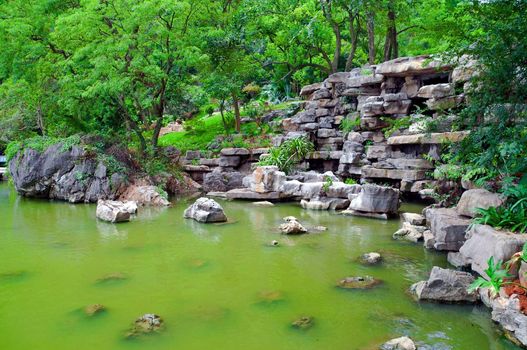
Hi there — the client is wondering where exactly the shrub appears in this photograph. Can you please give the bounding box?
[474,183,527,233]
[258,137,314,174]
[339,116,360,133]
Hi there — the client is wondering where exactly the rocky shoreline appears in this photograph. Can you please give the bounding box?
[5,54,525,349]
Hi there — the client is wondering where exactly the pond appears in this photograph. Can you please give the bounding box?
[0,182,520,349]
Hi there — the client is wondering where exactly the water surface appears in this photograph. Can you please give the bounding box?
[0,182,519,349]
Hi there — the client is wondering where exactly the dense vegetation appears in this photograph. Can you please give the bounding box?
[0,0,462,154]
[0,0,526,222]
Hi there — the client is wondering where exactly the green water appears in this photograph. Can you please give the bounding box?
[0,182,519,350]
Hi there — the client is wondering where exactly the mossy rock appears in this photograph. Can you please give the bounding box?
[337,276,382,290]
[291,316,314,330]
[257,290,285,304]
[95,272,128,284]
[125,314,164,339]
[84,304,106,317]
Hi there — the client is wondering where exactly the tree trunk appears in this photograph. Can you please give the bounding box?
[219,100,228,131]
[345,12,359,71]
[383,3,398,62]
[36,102,45,136]
[232,92,241,133]
[320,0,341,73]
[367,11,375,65]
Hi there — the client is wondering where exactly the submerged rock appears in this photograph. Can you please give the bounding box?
[381,336,416,350]
[126,314,164,338]
[95,272,128,284]
[252,201,275,207]
[184,197,227,223]
[291,316,314,330]
[337,276,382,290]
[96,200,133,223]
[393,223,426,243]
[410,266,478,303]
[84,304,106,316]
[360,252,382,265]
[279,216,308,235]
[257,290,285,304]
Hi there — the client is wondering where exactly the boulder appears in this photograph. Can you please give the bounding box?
[381,336,416,350]
[458,224,527,277]
[490,296,527,347]
[425,208,471,251]
[243,166,286,194]
[126,314,164,338]
[252,201,275,207]
[203,169,245,193]
[300,83,323,97]
[348,184,400,214]
[96,200,132,223]
[84,304,106,316]
[300,198,350,210]
[456,188,505,218]
[360,252,382,265]
[393,222,426,243]
[120,185,170,206]
[337,276,382,289]
[9,144,124,203]
[376,55,451,77]
[410,266,478,303]
[417,83,454,99]
[279,216,307,234]
[183,197,227,223]
[291,316,314,330]
[401,212,425,226]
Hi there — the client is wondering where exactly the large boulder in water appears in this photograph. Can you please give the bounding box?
[96,200,136,223]
[410,266,478,303]
[9,143,125,203]
[242,166,286,193]
[381,336,416,350]
[347,184,400,215]
[279,216,307,234]
[184,197,227,223]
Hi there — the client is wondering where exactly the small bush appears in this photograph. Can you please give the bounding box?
[258,137,314,174]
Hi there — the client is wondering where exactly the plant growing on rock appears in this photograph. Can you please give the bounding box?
[322,175,334,194]
[474,183,527,233]
[468,257,510,297]
[257,137,314,174]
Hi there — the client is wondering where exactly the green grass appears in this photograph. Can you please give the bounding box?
[158,101,297,152]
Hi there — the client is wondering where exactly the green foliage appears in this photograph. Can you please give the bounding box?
[258,137,314,174]
[322,175,334,193]
[381,116,413,138]
[474,183,527,233]
[5,135,81,161]
[339,117,360,133]
[440,0,527,184]
[344,178,358,185]
[468,257,510,297]
[97,154,127,177]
